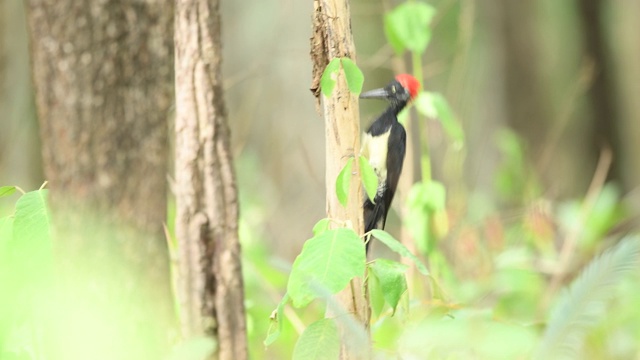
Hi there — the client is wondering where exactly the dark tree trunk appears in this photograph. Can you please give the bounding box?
[174,0,247,358]
[578,0,622,186]
[26,0,175,358]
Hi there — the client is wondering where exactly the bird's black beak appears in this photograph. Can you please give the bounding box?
[359,88,389,100]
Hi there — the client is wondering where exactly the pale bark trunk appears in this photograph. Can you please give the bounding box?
[174,0,247,359]
[311,0,370,357]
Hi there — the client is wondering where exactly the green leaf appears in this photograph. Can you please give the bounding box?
[12,190,52,283]
[292,319,340,360]
[535,236,640,359]
[432,93,464,143]
[423,180,446,211]
[0,215,13,251]
[335,157,354,207]
[370,229,429,276]
[384,2,436,55]
[368,267,385,317]
[414,92,437,118]
[265,294,289,346]
[312,218,331,237]
[0,186,16,198]
[320,58,341,97]
[370,259,408,315]
[287,228,366,308]
[359,155,378,203]
[341,58,364,95]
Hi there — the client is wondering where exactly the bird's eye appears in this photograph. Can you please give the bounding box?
[391,86,396,93]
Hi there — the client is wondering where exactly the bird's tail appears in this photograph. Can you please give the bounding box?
[364,198,387,252]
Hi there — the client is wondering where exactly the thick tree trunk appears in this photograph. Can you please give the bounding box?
[311,0,370,357]
[26,0,175,358]
[174,0,247,359]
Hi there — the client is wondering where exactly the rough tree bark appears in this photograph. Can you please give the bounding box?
[174,0,247,359]
[26,0,174,358]
[311,0,370,357]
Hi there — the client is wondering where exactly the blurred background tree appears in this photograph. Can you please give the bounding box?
[2,0,640,358]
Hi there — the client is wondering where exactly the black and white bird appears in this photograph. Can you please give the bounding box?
[360,74,420,248]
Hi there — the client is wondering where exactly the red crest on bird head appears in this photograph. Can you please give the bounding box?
[395,74,420,100]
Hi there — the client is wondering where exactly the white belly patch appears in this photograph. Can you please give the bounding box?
[362,130,391,195]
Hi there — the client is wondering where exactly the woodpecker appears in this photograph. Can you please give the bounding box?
[360,74,420,248]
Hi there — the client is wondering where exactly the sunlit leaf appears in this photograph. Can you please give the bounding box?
[359,155,378,203]
[370,229,429,276]
[368,267,385,317]
[12,189,52,284]
[335,157,354,207]
[370,259,408,315]
[265,294,289,346]
[292,318,340,360]
[429,93,464,143]
[414,92,437,118]
[312,218,331,237]
[341,58,364,95]
[287,228,366,308]
[0,186,16,198]
[384,2,436,55]
[320,58,341,97]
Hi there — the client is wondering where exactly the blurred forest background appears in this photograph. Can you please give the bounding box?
[2,0,640,358]
[3,0,639,252]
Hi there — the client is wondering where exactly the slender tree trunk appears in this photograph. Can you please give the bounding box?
[578,0,622,186]
[311,0,370,357]
[26,1,174,358]
[174,0,247,359]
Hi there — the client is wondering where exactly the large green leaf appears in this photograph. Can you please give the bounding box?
[320,58,341,97]
[415,92,464,143]
[341,58,364,95]
[335,157,354,207]
[370,229,429,276]
[359,155,378,203]
[368,267,385,317]
[370,259,408,315]
[287,228,366,308]
[11,189,53,282]
[321,58,364,97]
[292,319,340,360]
[384,2,436,55]
[312,218,331,237]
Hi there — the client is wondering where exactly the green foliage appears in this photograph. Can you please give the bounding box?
[335,157,353,207]
[369,259,408,315]
[415,92,465,143]
[369,229,429,276]
[0,187,52,359]
[340,58,364,95]
[384,2,436,55]
[265,294,289,346]
[359,155,378,203]
[292,319,340,360]
[405,180,447,254]
[287,228,366,308]
[495,128,531,200]
[535,237,640,359]
[0,186,16,198]
[312,218,331,236]
[320,58,364,97]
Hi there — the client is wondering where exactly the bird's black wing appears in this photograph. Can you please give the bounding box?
[364,122,406,239]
